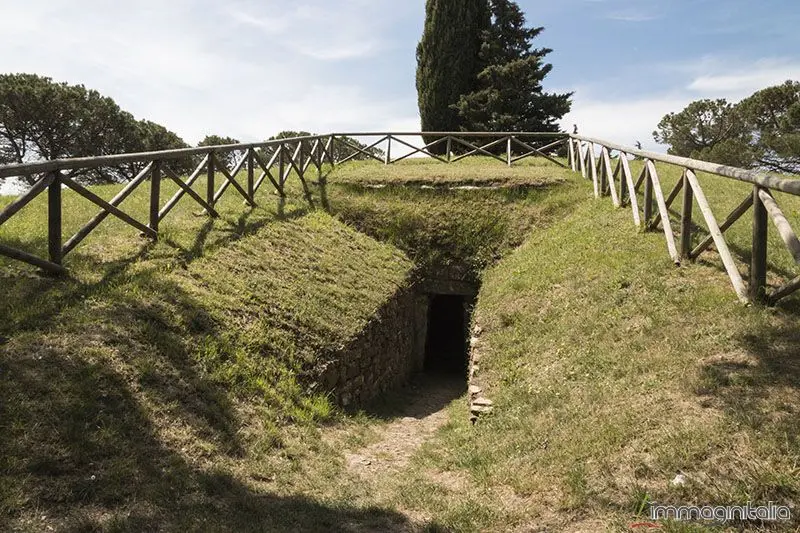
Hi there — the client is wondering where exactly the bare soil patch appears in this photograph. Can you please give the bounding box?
[345,375,465,479]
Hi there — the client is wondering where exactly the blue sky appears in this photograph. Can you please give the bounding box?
[1,0,799,151]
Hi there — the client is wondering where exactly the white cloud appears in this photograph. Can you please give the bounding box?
[563,56,800,152]
[606,11,658,22]
[685,59,800,99]
[563,95,686,151]
[2,1,796,162]
[228,2,387,61]
[0,0,419,146]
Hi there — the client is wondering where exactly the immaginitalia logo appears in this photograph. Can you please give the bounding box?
[631,502,793,527]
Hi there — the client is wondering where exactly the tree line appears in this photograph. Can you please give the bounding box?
[416,0,572,151]
[0,74,380,186]
[654,81,800,174]
[0,74,191,185]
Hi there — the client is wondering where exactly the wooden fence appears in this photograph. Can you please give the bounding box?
[330,132,568,167]
[0,132,567,276]
[3,130,796,306]
[568,134,800,305]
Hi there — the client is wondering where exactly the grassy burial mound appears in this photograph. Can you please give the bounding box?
[0,181,420,529]
[0,157,581,530]
[332,156,569,189]
[1,153,796,531]
[320,157,581,282]
[299,159,799,532]
[381,167,800,531]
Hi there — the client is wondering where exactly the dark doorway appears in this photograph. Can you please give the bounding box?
[424,295,469,376]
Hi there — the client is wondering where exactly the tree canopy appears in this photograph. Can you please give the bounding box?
[416,0,569,145]
[654,81,800,174]
[738,81,800,174]
[454,0,572,133]
[0,73,187,184]
[197,135,240,148]
[416,0,490,149]
[198,135,241,167]
[267,131,384,162]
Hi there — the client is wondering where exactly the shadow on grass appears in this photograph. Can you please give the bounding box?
[0,263,432,531]
[359,373,467,423]
[0,346,421,532]
[694,302,800,505]
[0,195,312,338]
[647,203,799,293]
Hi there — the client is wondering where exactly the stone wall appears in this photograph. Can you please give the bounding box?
[317,285,429,407]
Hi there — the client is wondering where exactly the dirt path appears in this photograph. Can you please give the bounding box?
[344,375,466,480]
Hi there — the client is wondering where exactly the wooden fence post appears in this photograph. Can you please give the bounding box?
[328,136,336,167]
[446,136,453,163]
[680,170,694,259]
[298,140,306,181]
[588,143,599,198]
[507,137,512,167]
[385,136,392,165]
[149,160,161,235]
[315,141,322,179]
[279,144,286,189]
[206,152,215,212]
[579,142,587,178]
[751,185,769,303]
[599,148,609,196]
[568,139,575,171]
[247,149,256,204]
[48,172,62,265]
[643,163,653,225]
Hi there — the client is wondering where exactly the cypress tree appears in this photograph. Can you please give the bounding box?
[454,0,572,134]
[416,0,490,151]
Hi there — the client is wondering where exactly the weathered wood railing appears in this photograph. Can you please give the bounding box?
[0,134,339,275]
[332,132,568,167]
[0,132,567,275]
[2,129,797,305]
[568,135,800,305]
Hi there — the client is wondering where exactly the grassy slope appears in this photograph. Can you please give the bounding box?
[334,157,566,188]
[0,158,578,531]
[320,158,578,281]
[0,177,420,530]
[2,156,798,532]
[401,167,800,531]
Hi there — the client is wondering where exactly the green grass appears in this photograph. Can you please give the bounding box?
[0,169,422,530]
[319,157,579,281]
[333,156,570,188]
[0,157,577,531]
[621,159,800,293]
[1,155,798,531]
[390,163,800,531]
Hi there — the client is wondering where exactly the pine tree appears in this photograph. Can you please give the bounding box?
[416,0,490,151]
[454,0,572,134]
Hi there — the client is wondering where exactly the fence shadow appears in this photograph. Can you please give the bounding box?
[695,302,800,445]
[0,195,312,338]
[0,342,420,532]
[0,261,434,531]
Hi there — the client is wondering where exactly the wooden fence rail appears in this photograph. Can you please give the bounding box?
[4,129,796,306]
[0,132,567,275]
[569,134,800,305]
